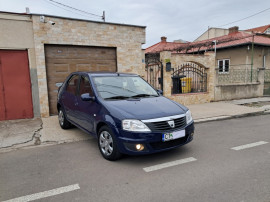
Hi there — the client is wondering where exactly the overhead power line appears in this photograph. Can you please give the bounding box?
[44,0,97,19]
[44,0,104,20]
[218,7,270,27]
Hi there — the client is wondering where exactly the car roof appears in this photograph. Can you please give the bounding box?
[71,72,138,77]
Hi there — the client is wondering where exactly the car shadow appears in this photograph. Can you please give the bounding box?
[83,136,194,168]
[118,145,193,166]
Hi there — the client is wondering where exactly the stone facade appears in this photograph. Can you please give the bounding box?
[160,51,216,105]
[31,15,145,117]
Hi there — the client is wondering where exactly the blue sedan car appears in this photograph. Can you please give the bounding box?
[57,72,194,160]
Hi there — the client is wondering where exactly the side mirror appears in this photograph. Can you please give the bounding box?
[156,89,163,95]
[81,93,95,101]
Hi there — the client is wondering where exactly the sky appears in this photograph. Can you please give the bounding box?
[1,0,270,48]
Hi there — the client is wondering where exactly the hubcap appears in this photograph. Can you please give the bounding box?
[99,131,113,156]
[58,110,64,126]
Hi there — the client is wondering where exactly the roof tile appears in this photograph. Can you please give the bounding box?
[146,31,270,54]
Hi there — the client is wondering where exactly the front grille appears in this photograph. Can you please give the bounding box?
[150,136,188,150]
[145,116,186,132]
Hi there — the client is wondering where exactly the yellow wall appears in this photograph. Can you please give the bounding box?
[216,46,270,69]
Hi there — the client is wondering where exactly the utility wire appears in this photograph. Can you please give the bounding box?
[46,0,102,18]
[44,0,99,19]
[218,7,270,27]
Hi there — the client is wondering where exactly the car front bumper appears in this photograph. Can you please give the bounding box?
[116,122,194,155]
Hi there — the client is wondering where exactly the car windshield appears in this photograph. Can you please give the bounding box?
[92,76,159,100]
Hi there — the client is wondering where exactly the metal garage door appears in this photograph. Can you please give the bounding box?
[0,50,33,121]
[45,45,117,115]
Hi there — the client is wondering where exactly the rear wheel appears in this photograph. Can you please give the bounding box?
[58,108,71,129]
[98,126,122,161]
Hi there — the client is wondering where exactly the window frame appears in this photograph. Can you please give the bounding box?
[218,59,230,74]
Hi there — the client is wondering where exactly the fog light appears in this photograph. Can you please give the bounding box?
[135,144,144,151]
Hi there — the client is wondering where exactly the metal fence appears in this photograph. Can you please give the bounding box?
[217,65,258,85]
[145,53,163,90]
[172,63,207,94]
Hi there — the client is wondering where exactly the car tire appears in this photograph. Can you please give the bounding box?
[58,107,72,129]
[98,126,122,161]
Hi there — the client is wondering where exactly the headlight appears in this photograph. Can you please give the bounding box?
[122,120,151,132]
[185,110,193,124]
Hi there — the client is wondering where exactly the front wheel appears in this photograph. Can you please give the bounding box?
[58,107,71,129]
[98,126,122,161]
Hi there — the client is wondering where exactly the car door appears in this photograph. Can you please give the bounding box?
[76,74,100,134]
[61,74,80,123]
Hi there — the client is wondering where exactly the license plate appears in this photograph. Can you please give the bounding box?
[162,130,185,142]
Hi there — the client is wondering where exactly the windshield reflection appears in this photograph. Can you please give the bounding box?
[93,76,159,100]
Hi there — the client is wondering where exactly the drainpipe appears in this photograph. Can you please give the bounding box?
[251,33,254,82]
[212,40,217,101]
[212,40,217,69]
[213,40,217,57]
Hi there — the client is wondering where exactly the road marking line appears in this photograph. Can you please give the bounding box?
[143,157,197,172]
[3,184,80,202]
[231,141,268,151]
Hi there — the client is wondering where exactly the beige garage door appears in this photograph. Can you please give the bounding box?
[45,45,117,115]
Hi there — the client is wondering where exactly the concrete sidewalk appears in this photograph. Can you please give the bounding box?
[188,101,269,123]
[1,97,270,152]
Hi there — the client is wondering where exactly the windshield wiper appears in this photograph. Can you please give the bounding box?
[104,95,131,100]
[131,94,159,98]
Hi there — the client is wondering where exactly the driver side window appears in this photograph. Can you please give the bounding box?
[79,75,94,96]
[66,75,79,95]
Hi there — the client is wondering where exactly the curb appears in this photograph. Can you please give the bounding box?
[195,110,270,124]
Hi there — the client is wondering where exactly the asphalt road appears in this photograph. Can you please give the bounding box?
[0,115,270,202]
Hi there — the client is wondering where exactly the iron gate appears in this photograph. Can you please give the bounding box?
[172,62,207,94]
[145,53,163,91]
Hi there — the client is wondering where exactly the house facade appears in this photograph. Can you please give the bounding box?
[194,26,270,73]
[196,27,270,99]
[194,25,270,42]
[0,11,146,120]
[145,25,270,104]
[194,27,229,42]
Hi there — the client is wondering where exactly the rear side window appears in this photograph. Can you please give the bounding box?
[79,75,93,96]
[66,75,80,95]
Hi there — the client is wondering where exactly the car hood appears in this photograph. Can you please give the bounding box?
[102,96,187,120]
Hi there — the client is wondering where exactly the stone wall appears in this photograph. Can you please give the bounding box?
[160,51,216,105]
[31,15,145,117]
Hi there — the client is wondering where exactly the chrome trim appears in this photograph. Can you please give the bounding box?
[141,114,185,123]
